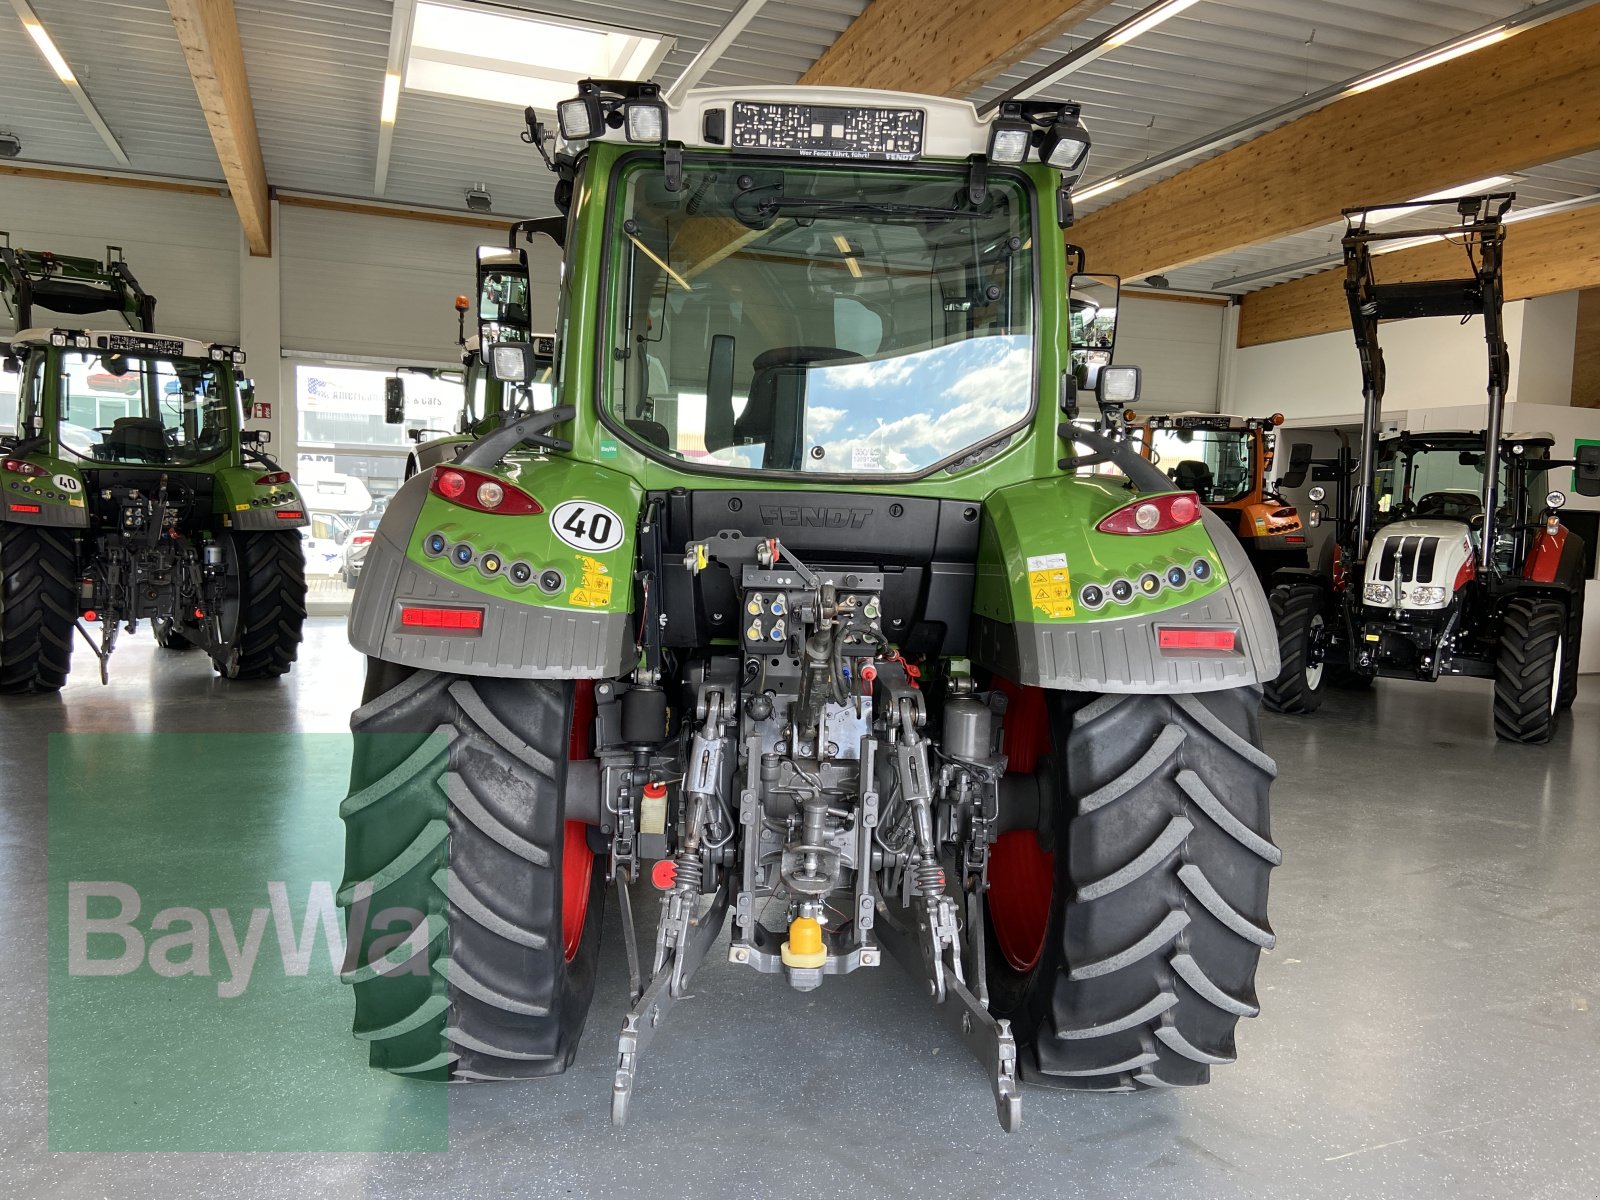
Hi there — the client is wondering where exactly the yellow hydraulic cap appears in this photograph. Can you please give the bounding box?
[781,916,827,969]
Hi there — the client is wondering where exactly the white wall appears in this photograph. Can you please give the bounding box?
[1228,302,1533,425]
[278,206,560,364]
[0,174,240,344]
[1115,295,1227,412]
[1516,291,1580,406]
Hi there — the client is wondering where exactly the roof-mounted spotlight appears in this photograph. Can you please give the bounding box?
[986,101,1032,165]
[624,82,667,144]
[1039,106,1092,177]
[557,81,603,141]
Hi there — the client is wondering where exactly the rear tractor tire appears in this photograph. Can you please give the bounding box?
[1263,584,1328,713]
[338,660,604,1079]
[1557,593,1582,711]
[212,531,306,680]
[986,685,1279,1090]
[1494,597,1566,744]
[0,524,78,694]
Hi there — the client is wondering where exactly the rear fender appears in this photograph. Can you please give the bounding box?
[215,465,309,531]
[0,451,88,527]
[969,478,1279,693]
[348,457,640,678]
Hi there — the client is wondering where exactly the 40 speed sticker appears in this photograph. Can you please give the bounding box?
[550,500,625,553]
[53,473,83,494]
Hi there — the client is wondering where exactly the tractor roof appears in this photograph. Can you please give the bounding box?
[9,327,243,362]
[1383,428,1554,447]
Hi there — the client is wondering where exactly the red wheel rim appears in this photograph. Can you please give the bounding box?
[986,679,1054,974]
[562,680,597,962]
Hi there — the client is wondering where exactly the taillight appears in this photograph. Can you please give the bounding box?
[400,606,484,632]
[353,531,374,545]
[255,471,291,485]
[3,458,49,477]
[431,466,542,514]
[1096,492,1202,535]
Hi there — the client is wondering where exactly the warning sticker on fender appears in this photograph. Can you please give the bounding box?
[568,554,614,609]
[1026,552,1067,572]
[1028,566,1074,619]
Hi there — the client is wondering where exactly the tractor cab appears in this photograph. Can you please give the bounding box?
[1129,410,1306,581]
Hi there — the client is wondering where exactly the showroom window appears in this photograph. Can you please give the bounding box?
[293,361,462,612]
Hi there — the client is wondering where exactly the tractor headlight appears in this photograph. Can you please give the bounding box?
[1408,586,1446,605]
[1364,581,1392,605]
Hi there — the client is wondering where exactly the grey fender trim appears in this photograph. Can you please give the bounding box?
[347,474,631,679]
[230,507,309,530]
[0,503,88,529]
[971,510,1281,693]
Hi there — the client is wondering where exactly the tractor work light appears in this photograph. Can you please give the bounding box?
[1040,110,1092,176]
[625,93,667,143]
[987,104,1032,164]
[1097,365,1141,406]
[490,342,531,382]
[558,96,600,141]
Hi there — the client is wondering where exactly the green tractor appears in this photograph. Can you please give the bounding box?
[339,81,1283,1129]
[1,236,308,688]
[397,220,559,480]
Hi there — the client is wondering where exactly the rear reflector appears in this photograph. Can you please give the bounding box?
[1285,535,1306,544]
[8,503,42,514]
[1158,627,1237,652]
[275,510,304,520]
[400,606,484,632]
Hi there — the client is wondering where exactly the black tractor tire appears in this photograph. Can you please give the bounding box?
[339,660,605,1080]
[152,617,200,651]
[0,524,78,694]
[987,686,1279,1090]
[1263,584,1327,713]
[1494,597,1566,743]
[1557,593,1582,711]
[212,531,306,679]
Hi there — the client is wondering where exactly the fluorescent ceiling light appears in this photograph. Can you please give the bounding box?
[403,1,671,110]
[1364,175,1521,225]
[1346,28,1510,95]
[1105,0,1205,49]
[380,72,401,124]
[1072,178,1124,203]
[20,12,74,82]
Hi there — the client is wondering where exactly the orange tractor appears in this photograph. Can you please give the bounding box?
[1128,411,1308,583]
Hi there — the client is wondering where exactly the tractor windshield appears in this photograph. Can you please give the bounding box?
[53,350,235,467]
[1147,428,1254,503]
[1373,436,1542,526]
[604,159,1036,476]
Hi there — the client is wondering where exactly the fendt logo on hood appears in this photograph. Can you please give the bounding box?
[758,505,874,530]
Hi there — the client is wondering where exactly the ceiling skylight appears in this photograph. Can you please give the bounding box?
[403,1,673,112]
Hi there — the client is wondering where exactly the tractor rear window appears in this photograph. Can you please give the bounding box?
[1147,429,1254,504]
[604,159,1036,476]
[57,351,234,467]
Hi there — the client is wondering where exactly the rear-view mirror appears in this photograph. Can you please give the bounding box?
[1280,443,1313,489]
[384,377,405,424]
[1070,273,1119,390]
[1575,443,1600,497]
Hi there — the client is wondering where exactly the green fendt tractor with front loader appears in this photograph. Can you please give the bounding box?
[1263,195,1598,741]
[338,81,1284,1129]
[1,236,308,689]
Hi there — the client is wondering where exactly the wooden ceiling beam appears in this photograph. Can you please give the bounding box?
[166,0,271,256]
[800,0,1118,96]
[1069,3,1600,282]
[1237,204,1600,348]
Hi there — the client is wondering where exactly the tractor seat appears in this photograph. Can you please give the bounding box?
[1414,490,1483,520]
[737,346,860,470]
[1173,459,1214,493]
[106,417,167,461]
